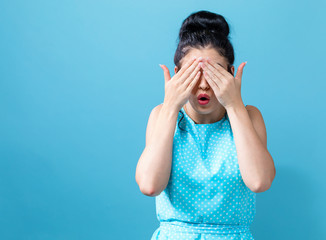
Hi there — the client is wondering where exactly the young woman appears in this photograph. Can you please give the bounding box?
[135,10,276,240]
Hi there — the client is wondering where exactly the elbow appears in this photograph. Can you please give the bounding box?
[135,170,151,196]
[252,183,269,193]
[135,176,161,197]
[140,185,156,196]
[249,181,267,193]
[139,184,161,197]
[252,174,276,193]
[135,169,166,197]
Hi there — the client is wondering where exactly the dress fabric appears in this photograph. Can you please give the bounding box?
[151,106,256,240]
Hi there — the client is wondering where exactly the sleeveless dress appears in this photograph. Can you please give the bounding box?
[150,106,256,240]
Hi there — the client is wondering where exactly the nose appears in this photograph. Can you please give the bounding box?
[198,71,210,90]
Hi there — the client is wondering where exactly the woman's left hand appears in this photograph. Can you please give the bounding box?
[200,57,247,109]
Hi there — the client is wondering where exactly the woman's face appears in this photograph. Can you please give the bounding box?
[174,47,235,113]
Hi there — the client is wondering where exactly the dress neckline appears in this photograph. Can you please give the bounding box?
[181,106,227,127]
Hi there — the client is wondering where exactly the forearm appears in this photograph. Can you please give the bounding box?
[226,102,275,192]
[137,104,179,196]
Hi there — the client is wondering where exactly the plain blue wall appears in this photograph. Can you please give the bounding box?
[1,0,325,239]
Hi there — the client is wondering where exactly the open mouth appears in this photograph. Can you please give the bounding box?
[197,93,210,100]
[197,94,210,105]
[199,97,208,100]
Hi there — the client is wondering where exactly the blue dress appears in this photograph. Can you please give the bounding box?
[151,106,256,240]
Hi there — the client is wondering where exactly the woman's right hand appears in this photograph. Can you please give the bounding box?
[159,56,204,112]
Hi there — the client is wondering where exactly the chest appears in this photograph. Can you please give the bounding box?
[170,127,241,188]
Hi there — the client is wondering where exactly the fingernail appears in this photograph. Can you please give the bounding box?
[192,56,197,60]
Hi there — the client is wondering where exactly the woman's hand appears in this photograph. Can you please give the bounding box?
[200,58,247,109]
[159,57,204,112]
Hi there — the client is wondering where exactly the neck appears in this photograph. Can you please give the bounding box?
[184,104,226,124]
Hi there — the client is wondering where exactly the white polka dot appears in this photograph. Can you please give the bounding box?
[151,106,256,240]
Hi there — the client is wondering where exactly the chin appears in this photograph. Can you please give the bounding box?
[191,100,216,112]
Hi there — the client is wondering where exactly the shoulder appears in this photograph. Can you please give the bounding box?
[245,104,268,147]
[145,103,164,146]
[245,104,263,116]
[148,103,163,124]
[245,104,258,112]
[151,103,163,115]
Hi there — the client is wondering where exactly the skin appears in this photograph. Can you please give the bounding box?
[173,46,276,192]
[135,46,276,195]
[174,47,236,124]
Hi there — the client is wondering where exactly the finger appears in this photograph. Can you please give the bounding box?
[206,58,231,78]
[174,56,197,79]
[186,71,202,94]
[235,62,247,81]
[203,70,220,93]
[184,61,203,87]
[159,64,171,83]
[201,61,227,84]
[203,67,223,87]
[179,57,203,83]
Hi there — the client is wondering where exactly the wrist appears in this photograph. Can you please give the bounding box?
[225,100,245,112]
[161,102,180,116]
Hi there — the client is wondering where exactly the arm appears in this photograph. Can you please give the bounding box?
[135,103,179,197]
[226,103,276,193]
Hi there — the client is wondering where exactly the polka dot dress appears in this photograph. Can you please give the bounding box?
[151,106,256,240]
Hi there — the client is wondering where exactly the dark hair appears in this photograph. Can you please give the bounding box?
[175,10,235,132]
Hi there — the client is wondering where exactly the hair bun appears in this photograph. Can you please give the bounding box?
[179,10,230,40]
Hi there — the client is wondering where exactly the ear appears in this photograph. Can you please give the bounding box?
[231,65,235,76]
[174,66,178,74]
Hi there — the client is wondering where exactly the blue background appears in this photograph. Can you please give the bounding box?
[1,0,325,239]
